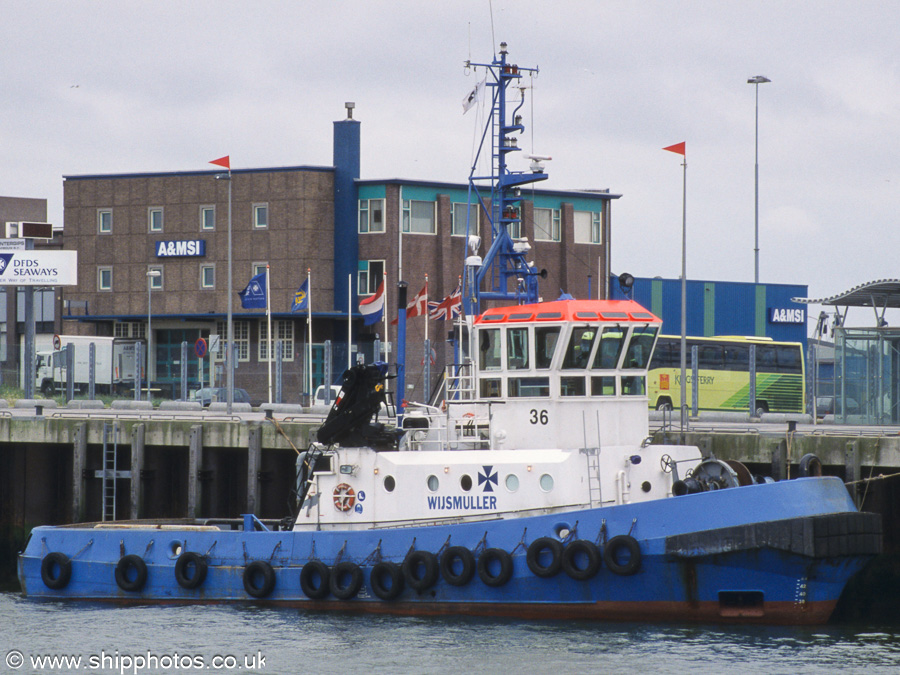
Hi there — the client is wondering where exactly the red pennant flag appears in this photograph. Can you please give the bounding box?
[662,142,686,156]
[209,155,231,169]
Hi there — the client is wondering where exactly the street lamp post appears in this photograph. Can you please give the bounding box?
[215,171,233,414]
[147,269,161,401]
[748,75,770,284]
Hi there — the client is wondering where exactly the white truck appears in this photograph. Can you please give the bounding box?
[36,335,143,396]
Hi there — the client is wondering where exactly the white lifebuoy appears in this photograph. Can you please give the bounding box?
[333,483,356,512]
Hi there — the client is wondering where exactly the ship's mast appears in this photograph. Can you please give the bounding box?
[462,42,549,316]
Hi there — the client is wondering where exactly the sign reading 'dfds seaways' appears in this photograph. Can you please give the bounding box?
[0,251,78,285]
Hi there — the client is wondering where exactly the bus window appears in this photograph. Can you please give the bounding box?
[535,326,560,369]
[507,327,529,370]
[563,327,597,369]
[592,327,626,370]
[724,344,749,370]
[622,326,659,369]
[479,328,501,371]
[756,345,777,370]
[649,337,676,369]
[776,345,802,374]
[698,345,725,370]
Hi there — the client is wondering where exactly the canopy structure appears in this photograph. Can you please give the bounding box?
[794,279,900,328]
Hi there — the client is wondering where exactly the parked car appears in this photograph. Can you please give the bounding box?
[191,387,253,407]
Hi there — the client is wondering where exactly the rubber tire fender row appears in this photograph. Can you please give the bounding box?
[526,537,563,578]
[402,550,440,592]
[440,546,476,587]
[330,561,363,600]
[174,552,208,590]
[115,554,148,592]
[41,552,72,590]
[561,540,602,581]
[243,560,276,598]
[299,560,330,600]
[603,535,642,576]
[477,548,513,587]
[370,561,405,601]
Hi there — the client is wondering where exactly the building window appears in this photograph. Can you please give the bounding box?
[253,203,268,229]
[200,264,215,289]
[359,199,385,233]
[574,210,601,244]
[200,206,215,231]
[534,207,560,242]
[115,322,145,339]
[358,260,385,296]
[98,266,112,291]
[259,320,295,361]
[148,266,163,290]
[402,200,436,234]
[98,209,112,234]
[452,202,480,236]
[215,320,250,362]
[507,217,522,240]
[148,207,163,232]
[252,262,268,278]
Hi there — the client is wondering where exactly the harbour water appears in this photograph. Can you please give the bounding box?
[2,592,898,674]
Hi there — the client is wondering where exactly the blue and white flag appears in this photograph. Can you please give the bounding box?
[291,278,309,312]
[359,280,385,326]
[238,272,267,309]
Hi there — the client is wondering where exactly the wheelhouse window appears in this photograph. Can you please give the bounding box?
[359,199,385,233]
[562,327,597,369]
[535,326,561,369]
[592,327,626,370]
[479,328,501,370]
[507,327,529,370]
[622,375,647,396]
[533,207,560,242]
[509,377,550,397]
[622,326,659,369]
[402,200,436,234]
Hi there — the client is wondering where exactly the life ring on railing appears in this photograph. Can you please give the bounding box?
[370,561,404,600]
[115,554,148,592]
[299,560,330,599]
[174,551,208,589]
[603,535,642,576]
[477,548,513,587]
[41,552,72,590]
[243,560,276,598]
[561,540,602,581]
[333,483,356,512]
[330,561,363,600]
[526,537,563,578]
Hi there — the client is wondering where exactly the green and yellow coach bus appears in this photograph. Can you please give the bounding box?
[648,335,806,415]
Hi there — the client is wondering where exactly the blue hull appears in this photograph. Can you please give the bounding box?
[18,477,879,624]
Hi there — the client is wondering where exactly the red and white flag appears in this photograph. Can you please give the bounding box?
[392,282,428,324]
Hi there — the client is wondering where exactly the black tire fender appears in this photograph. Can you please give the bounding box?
[115,554,148,592]
[440,546,476,586]
[41,552,72,590]
[477,548,513,587]
[369,561,404,601]
[174,552,208,590]
[299,560,330,600]
[798,453,823,477]
[526,537,563,578]
[402,550,440,592]
[561,540,602,581]
[329,561,363,600]
[242,560,276,598]
[603,535,642,576]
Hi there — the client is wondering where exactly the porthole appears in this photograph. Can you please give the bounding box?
[460,474,473,492]
[427,475,439,492]
[641,481,651,493]
[539,473,554,492]
[505,474,519,492]
[384,475,396,492]
[168,541,183,559]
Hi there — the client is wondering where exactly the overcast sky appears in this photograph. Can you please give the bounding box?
[2,1,898,330]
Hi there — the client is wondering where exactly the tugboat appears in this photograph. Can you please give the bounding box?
[18,44,879,624]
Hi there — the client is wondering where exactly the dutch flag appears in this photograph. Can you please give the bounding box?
[359,280,385,326]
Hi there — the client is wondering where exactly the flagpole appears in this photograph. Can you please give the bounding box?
[424,274,429,342]
[347,273,352,371]
[307,268,312,402]
[383,272,388,362]
[226,164,233,414]
[266,264,272,404]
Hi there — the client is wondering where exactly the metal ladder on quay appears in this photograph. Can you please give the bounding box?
[101,422,118,521]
